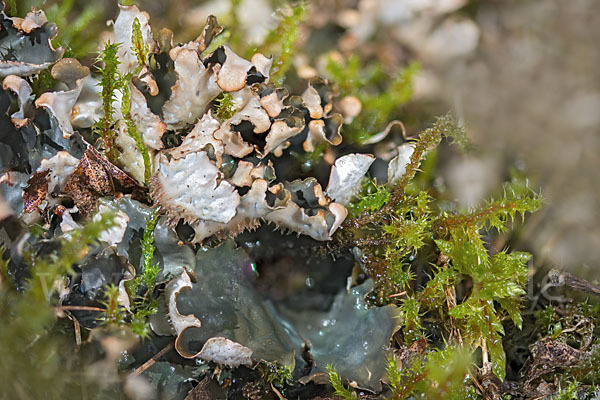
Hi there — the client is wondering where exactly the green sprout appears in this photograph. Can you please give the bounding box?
[99,283,126,325]
[214,92,237,122]
[259,361,294,389]
[131,17,149,73]
[139,206,161,290]
[326,365,358,400]
[123,207,161,339]
[93,26,153,183]
[93,42,121,162]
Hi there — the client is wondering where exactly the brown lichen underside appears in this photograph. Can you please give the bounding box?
[22,170,49,213]
[64,146,146,217]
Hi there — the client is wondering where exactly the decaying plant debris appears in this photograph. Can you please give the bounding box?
[0,2,599,400]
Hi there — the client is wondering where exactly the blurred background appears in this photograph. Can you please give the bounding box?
[13,0,600,277]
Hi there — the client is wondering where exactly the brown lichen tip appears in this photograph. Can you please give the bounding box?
[11,10,47,34]
[304,114,343,152]
[288,77,344,152]
[164,271,201,349]
[172,112,223,161]
[147,41,360,242]
[151,140,351,241]
[337,95,362,124]
[256,84,288,118]
[50,58,89,90]
[302,80,324,119]
[213,86,305,159]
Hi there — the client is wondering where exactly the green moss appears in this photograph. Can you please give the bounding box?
[534,305,557,334]
[0,214,116,399]
[201,30,231,58]
[214,92,237,122]
[4,0,16,15]
[122,207,161,339]
[93,42,121,162]
[397,297,423,344]
[139,207,160,289]
[254,2,307,85]
[1,3,585,398]
[43,0,104,59]
[432,180,540,378]
[386,346,472,399]
[393,114,469,197]
[534,303,600,389]
[0,245,9,285]
[259,361,294,389]
[131,17,149,73]
[326,364,359,400]
[347,178,391,218]
[30,69,57,97]
[93,29,152,183]
[120,20,153,184]
[552,381,579,400]
[325,55,420,144]
[340,115,541,382]
[99,283,126,325]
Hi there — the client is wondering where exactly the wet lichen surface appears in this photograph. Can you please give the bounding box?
[0,1,599,400]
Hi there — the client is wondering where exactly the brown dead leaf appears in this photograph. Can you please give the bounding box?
[64,146,146,217]
[185,376,222,400]
[525,338,584,382]
[395,335,428,369]
[22,170,49,213]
